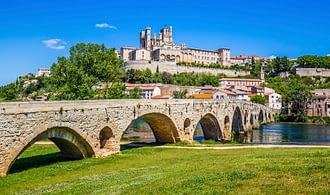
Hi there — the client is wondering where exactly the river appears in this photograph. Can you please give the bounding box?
[248,123,330,145]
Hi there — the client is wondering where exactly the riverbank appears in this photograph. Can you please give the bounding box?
[1,144,329,194]
[276,114,330,125]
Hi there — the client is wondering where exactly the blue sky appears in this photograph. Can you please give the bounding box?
[1,0,330,85]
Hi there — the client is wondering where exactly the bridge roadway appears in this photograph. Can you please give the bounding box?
[0,99,275,176]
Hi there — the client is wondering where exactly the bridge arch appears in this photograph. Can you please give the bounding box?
[4,126,95,175]
[196,113,222,141]
[232,107,244,134]
[131,112,180,143]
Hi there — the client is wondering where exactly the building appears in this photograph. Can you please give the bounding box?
[121,26,231,66]
[307,89,330,116]
[230,55,262,66]
[36,68,51,77]
[125,83,179,99]
[266,93,282,110]
[219,78,263,91]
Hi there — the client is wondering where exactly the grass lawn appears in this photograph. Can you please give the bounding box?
[0,144,330,194]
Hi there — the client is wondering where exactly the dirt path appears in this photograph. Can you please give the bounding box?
[157,145,330,150]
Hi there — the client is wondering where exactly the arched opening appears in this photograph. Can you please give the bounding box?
[194,113,222,142]
[176,55,181,62]
[244,111,248,125]
[171,55,175,61]
[250,114,254,126]
[184,118,191,130]
[232,107,244,134]
[99,126,115,149]
[123,113,180,146]
[160,54,165,61]
[7,127,94,175]
[122,118,156,144]
[258,110,264,123]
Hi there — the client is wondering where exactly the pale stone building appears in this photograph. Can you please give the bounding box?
[266,92,282,110]
[121,26,231,66]
[307,89,330,116]
[219,78,263,91]
[36,68,51,77]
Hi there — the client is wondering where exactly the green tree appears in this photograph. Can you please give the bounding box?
[142,68,153,83]
[128,87,142,99]
[271,56,292,73]
[161,72,173,84]
[50,43,124,100]
[173,89,188,99]
[250,95,266,105]
[286,84,313,122]
[106,83,127,99]
[297,55,330,68]
[0,83,17,101]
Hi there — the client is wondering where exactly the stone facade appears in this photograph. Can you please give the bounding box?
[295,68,330,77]
[0,99,275,176]
[121,26,231,66]
[124,60,249,76]
[307,89,330,116]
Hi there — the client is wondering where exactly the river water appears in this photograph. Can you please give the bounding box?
[124,120,330,145]
[248,123,330,145]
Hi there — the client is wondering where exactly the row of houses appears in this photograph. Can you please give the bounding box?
[125,78,282,110]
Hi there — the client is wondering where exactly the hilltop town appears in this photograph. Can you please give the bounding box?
[1,26,330,120]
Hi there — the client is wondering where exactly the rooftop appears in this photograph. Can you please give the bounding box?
[220,78,262,82]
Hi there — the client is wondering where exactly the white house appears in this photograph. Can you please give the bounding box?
[267,92,282,109]
[125,84,162,99]
[36,68,51,77]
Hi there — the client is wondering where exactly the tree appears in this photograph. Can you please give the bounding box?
[142,68,153,83]
[0,83,17,101]
[161,72,173,84]
[173,89,188,99]
[297,55,330,68]
[106,83,127,99]
[286,84,313,122]
[49,43,125,100]
[128,87,142,99]
[250,95,266,105]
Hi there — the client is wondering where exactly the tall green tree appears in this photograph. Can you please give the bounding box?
[286,84,313,122]
[49,43,124,100]
[271,56,292,73]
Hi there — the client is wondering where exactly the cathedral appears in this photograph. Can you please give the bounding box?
[120,26,231,66]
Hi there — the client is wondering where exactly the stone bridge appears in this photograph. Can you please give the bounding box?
[0,99,275,176]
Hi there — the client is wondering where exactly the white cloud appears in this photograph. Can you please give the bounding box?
[95,23,118,30]
[327,54,330,57]
[42,39,66,50]
[268,55,277,59]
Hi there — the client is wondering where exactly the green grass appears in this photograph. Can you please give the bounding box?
[1,145,330,194]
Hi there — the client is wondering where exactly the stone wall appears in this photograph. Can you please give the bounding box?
[124,60,250,77]
[296,68,330,77]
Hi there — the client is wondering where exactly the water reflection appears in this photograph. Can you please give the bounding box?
[249,123,330,145]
